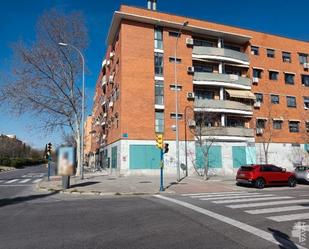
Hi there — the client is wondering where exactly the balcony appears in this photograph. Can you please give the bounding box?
[198,127,254,137]
[193,72,251,89]
[192,46,249,65]
[194,99,252,115]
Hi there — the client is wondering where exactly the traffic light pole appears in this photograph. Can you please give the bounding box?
[160,148,164,191]
[47,154,51,181]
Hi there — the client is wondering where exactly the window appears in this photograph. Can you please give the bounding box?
[224,44,241,52]
[289,121,299,133]
[285,73,295,84]
[256,119,266,129]
[225,66,242,76]
[306,121,309,132]
[299,53,308,64]
[287,96,296,108]
[154,28,163,50]
[269,71,279,80]
[251,46,259,55]
[196,90,214,100]
[154,52,163,76]
[302,75,309,86]
[255,93,263,103]
[193,39,213,47]
[304,97,309,109]
[168,31,180,37]
[253,69,262,78]
[273,120,282,129]
[193,64,213,73]
[169,57,181,64]
[155,111,164,133]
[267,49,275,58]
[170,113,183,119]
[271,94,279,104]
[282,52,291,63]
[155,80,164,105]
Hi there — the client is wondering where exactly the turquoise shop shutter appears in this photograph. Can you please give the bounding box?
[232,146,246,168]
[195,144,222,168]
[130,145,160,169]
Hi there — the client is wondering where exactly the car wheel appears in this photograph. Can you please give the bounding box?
[288,176,297,187]
[255,178,265,189]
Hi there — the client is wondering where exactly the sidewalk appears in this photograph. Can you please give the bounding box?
[37,173,240,196]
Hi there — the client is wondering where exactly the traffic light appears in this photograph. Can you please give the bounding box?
[156,134,163,149]
[47,143,52,152]
[164,143,169,154]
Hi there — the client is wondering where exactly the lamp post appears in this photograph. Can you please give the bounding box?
[184,105,194,177]
[175,21,189,182]
[58,42,85,180]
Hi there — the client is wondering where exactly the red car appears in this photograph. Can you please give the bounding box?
[236,164,297,189]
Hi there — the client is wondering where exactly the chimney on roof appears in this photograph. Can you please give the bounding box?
[147,0,157,10]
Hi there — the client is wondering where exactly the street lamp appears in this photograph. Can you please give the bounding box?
[58,42,85,180]
[175,21,189,182]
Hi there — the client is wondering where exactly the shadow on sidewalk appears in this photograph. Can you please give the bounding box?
[70,181,100,188]
[268,228,298,249]
[0,192,58,208]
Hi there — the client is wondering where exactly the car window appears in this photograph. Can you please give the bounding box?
[240,166,254,171]
[270,165,282,172]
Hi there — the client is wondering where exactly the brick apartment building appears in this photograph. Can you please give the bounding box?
[88,1,309,176]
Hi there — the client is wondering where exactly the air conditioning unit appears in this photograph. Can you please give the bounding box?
[252,77,259,84]
[102,134,107,140]
[101,121,106,126]
[187,66,194,73]
[109,101,114,108]
[187,92,195,100]
[188,120,196,128]
[304,63,309,69]
[109,75,114,84]
[256,128,263,135]
[254,101,261,108]
[106,60,110,67]
[103,113,107,118]
[110,51,115,59]
[186,38,194,45]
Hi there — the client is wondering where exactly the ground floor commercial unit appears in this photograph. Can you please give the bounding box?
[94,139,309,176]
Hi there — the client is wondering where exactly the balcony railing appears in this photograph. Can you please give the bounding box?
[194,99,252,112]
[198,127,254,137]
[193,72,251,87]
[193,46,249,64]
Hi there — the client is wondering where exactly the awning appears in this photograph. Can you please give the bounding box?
[225,89,256,100]
[289,119,301,122]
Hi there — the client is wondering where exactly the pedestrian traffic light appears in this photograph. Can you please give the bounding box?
[156,134,163,149]
[164,143,169,154]
[47,143,52,153]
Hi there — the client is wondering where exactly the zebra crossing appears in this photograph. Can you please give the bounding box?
[0,174,44,185]
[182,191,309,223]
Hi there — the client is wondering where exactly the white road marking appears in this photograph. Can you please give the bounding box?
[246,205,309,214]
[190,192,260,198]
[19,179,31,183]
[200,194,274,201]
[228,199,309,209]
[154,195,306,249]
[213,196,292,204]
[182,191,247,196]
[5,179,19,184]
[33,179,42,183]
[267,212,309,222]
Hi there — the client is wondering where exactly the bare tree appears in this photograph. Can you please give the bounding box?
[185,109,217,180]
[0,10,88,174]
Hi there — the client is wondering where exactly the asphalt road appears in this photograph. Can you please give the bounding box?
[1,167,309,249]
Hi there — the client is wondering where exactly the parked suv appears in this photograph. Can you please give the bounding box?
[236,164,296,189]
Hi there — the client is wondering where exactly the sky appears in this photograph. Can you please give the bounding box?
[0,0,309,149]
